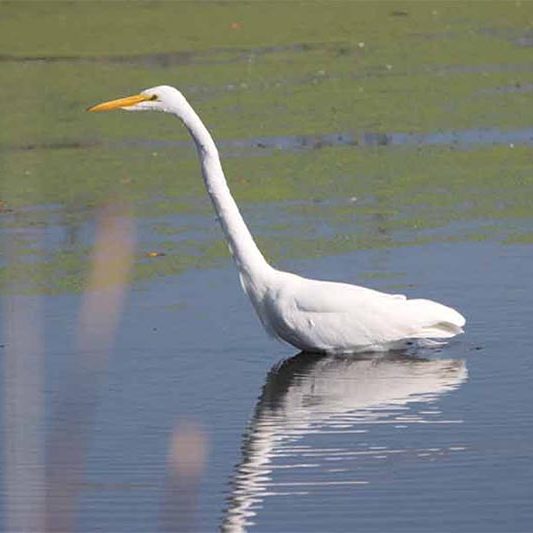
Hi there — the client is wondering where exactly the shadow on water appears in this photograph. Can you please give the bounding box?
[221,351,467,532]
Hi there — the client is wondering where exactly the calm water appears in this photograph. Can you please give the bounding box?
[1,3,533,532]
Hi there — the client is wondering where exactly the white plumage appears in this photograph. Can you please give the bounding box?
[89,85,466,353]
[244,270,464,354]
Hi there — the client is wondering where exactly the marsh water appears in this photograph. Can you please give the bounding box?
[1,2,533,532]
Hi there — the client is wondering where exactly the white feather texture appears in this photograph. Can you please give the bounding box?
[254,272,465,353]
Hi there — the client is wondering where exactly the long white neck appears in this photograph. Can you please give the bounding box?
[171,95,273,286]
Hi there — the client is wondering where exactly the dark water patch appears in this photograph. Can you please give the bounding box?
[426,62,533,76]
[479,82,533,95]
[112,127,533,153]
[4,127,532,157]
[0,41,355,68]
[479,26,533,48]
[386,127,533,148]
[516,32,533,48]
[0,140,102,153]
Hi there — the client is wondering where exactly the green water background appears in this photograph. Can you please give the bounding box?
[1,1,532,293]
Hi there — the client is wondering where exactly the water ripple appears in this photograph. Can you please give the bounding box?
[221,352,467,532]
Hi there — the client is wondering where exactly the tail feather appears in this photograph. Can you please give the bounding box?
[415,321,464,339]
[405,298,465,339]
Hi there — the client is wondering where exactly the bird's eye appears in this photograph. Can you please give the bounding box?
[149,94,158,101]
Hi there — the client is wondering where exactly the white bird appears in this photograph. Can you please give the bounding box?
[89,85,465,353]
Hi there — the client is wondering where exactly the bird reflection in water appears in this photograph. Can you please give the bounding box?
[221,351,467,532]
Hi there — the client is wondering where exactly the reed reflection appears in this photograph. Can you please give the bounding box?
[222,351,467,532]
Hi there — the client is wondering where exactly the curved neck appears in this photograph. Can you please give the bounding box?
[172,97,272,283]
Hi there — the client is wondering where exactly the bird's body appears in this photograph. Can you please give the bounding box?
[89,85,465,353]
[242,269,464,353]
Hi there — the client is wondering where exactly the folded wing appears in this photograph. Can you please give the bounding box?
[268,273,465,352]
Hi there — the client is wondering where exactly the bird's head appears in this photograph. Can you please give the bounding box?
[88,85,184,113]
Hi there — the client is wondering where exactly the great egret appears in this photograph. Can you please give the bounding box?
[89,85,465,353]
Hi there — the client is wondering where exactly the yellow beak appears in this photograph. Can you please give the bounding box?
[87,93,152,112]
